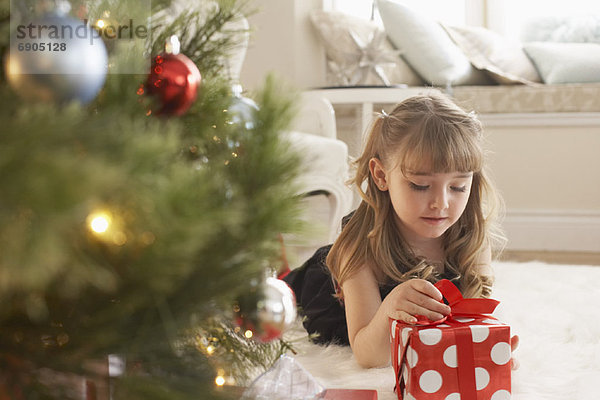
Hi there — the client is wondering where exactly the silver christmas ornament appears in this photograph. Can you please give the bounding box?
[235,277,297,342]
[6,13,108,104]
[257,277,297,340]
[227,83,258,130]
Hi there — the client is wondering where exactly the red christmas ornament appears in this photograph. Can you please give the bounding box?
[145,37,201,116]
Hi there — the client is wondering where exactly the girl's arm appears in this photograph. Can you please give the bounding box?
[342,265,450,368]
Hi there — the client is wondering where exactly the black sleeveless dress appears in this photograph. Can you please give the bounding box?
[283,244,398,346]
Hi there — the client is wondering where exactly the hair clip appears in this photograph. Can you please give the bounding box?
[381,109,389,118]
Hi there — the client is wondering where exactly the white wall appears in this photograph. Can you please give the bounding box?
[483,115,600,252]
[240,0,326,91]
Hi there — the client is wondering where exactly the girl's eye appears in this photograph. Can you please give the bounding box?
[451,186,467,193]
[409,182,429,191]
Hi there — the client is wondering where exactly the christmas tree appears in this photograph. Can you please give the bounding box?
[0,0,304,398]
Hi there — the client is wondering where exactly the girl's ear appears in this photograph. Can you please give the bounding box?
[369,157,388,191]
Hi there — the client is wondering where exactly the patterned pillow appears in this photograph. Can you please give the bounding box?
[443,25,541,85]
[310,10,424,87]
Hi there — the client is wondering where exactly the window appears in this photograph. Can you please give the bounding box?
[328,0,469,26]
[332,0,600,39]
[487,0,600,39]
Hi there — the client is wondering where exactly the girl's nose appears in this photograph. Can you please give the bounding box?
[430,189,449,210]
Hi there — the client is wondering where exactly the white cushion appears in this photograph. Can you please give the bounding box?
[377,0,491,86]
[283,131,349,196]
[443,25,541,85]
[523,42,600,84]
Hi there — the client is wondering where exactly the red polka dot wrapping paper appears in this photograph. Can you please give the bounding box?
[390,317,511,400]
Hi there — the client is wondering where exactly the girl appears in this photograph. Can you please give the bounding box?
[284,93,514,368]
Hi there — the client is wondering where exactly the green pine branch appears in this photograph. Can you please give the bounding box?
[0,0,305,397]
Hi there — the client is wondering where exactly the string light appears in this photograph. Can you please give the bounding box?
[87,211,112,234]
[215,368,226,387]
[244,330,253,339]
[113,231,127,246]
[86,209,130,246]
[140,231,156,246]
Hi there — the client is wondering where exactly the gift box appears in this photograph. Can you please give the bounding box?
[390,280,511,400]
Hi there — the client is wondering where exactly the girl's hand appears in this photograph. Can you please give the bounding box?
[510,334,520,370]
[384,279,451,324]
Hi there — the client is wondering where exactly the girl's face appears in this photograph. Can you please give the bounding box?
[370,158,473,247]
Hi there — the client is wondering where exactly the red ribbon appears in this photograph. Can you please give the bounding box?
[392,279,500,400]
[414,279,499,325]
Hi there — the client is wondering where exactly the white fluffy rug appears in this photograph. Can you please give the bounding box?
[281,261,600,400]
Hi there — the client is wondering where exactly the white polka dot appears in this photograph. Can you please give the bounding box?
[491,389,511,400]
[402,327,412,347]
[403,365,409,384]
[391,320,398,339]
[443,345,457,368]
[407,345,419,368]
[419,328,443,345]
[470,325,490,343]
[445,393,461,400]
[454,317,475,323]
[438,324,451,328]
[419,370,443,393]
[475,367,490,390]
[491,342,512,365]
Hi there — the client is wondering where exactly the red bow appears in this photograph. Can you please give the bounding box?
[393,279,502,400]
[414,279,499,325]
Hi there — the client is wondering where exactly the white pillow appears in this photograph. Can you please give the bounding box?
[376,0,492,86]
[443,25,541,85]
[520,16,600,43]
[523,42,600,84]
[310,10,424,87]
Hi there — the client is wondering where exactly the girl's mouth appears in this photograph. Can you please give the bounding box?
[421,217,448,225]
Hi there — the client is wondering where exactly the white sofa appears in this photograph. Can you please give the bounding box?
[282,94,353,266]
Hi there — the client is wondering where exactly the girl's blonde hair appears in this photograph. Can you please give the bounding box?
[326,93,506,298]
